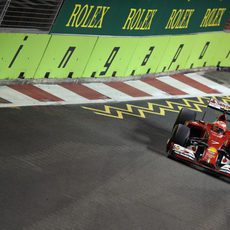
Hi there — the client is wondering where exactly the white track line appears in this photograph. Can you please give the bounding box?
[158,76,206,96]
[0,86,38,104]
[83,83,133,101]
[185,73,230,94]
[125,80,170,97]
[35,84,90,103]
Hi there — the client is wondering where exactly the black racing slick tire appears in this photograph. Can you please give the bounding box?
[171,124,190,146]
[167,124,190,157]
[173,108,196,130]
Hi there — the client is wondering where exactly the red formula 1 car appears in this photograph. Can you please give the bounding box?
[167,98,230,178]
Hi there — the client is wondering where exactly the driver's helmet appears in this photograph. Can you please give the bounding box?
[212,121,227,134]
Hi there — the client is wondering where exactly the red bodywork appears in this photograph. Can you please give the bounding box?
[187,120,230,168]
[169,117,230,177]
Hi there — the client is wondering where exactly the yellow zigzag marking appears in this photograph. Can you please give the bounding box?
[82,97,211,119]
[149,97,209,112]
[220,96,230,104]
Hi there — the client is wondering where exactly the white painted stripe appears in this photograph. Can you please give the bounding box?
[0,86,39,104]
[0,98,112,108]
[0,92,229,108]
[34,84,89,103]
[185,73,230,94]
[158,76,206,95]
[83,83,133,100]
[125,80,170,97]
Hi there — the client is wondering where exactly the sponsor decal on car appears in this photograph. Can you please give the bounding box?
[207,147,217,156]
[173,144,195,160]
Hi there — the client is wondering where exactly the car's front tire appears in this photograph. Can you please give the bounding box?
[167,124,190,157]
[173,108,196,130]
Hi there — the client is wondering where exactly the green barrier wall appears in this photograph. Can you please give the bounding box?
[0,32,229,80]
[213,33,230,67]
[82,37,139,77]
[34,35,98,78]
[184,33,229,68]
[155,35,194,73]
[0,34,50,79]
[184,33,219,68]
[125,36,170,76]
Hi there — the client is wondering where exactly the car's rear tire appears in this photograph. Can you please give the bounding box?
[173,108,196,130]
[167,124,190,157]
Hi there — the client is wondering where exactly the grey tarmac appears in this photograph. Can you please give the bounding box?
[0,98,229,230]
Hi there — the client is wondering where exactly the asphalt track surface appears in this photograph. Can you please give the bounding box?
[1,95,230,230]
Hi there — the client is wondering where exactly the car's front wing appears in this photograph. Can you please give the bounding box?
[171,144,230,178]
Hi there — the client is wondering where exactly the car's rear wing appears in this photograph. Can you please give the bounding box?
[208,98,230,114]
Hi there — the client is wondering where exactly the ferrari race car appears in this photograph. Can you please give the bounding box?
[167,98,230,178]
